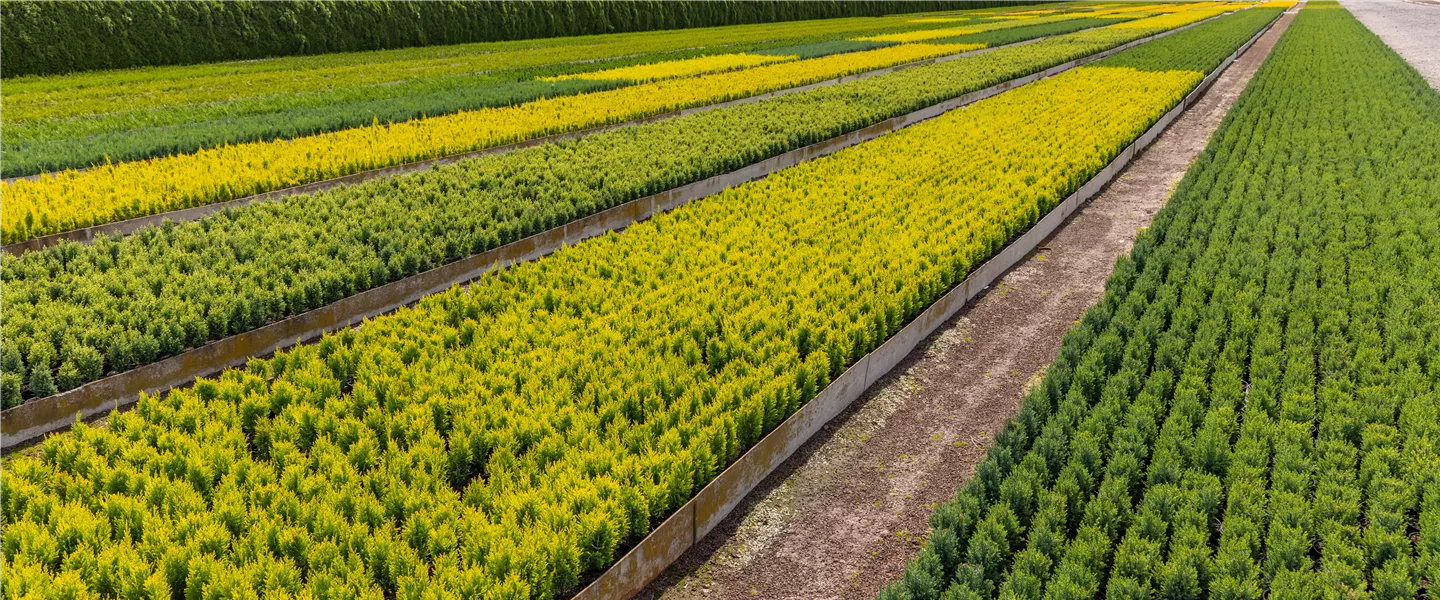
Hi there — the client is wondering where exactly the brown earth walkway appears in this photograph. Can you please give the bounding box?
[638,8,1299,600]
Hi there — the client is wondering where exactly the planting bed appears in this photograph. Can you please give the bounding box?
[0,6,1286,600]
[0,6,1255,418]
[1,5,1215,244]
[641,7,1298,600]
[7,3,1434,600]
[878,4,1439,598]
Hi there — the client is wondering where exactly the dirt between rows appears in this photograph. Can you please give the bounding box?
[636,11,1297,600]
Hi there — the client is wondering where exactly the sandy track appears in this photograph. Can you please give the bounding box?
[637,10,1298,600]
[1340,0,1440,91]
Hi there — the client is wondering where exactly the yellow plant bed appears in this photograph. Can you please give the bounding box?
[1110,4,1236,28]
[859,25,990,43]
[2,14,959,124]
[1071,1,1227,21]
[543,53,795,83]
[861,4,1190,44]
[0,62,1205,599]
[858,15,1063,43]
[0,42,974,244]
[907,17,973,23]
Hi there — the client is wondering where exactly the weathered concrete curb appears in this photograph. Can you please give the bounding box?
[0,12,1247,452]
[568,9,1281,600]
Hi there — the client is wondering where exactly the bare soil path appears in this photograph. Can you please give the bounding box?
[637,10,1299,600]
[1340,0,1440,91]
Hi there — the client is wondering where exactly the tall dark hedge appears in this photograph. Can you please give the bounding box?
[1,0,1041,78]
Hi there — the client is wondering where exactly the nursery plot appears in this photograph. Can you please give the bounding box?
[0,5,1220,244]
[0,42,955,242]
[0,7,1282,412]
[541,54,800,83]
[0,4,1118,179]
[927,17,1132,47]
[879,4,1440,599]
[856,2,1207,43]
[0,8,1284,599]
[0,8,1044,179]
[641,8,1296,600]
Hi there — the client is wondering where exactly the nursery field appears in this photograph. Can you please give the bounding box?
[879,3,1440,600]
[0,2,1245,405]
[3,1,1435,600]
[1,2,1224,243]
[0,2,1296,595]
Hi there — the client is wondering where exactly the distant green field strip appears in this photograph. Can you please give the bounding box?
[0,5,1137,178]
[934,16,1134,46]
[1,7,1060,121]
[754,39,896,60]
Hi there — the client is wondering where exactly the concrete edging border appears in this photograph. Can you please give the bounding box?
[0,11,1248,451]
[568,10,1282,600]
